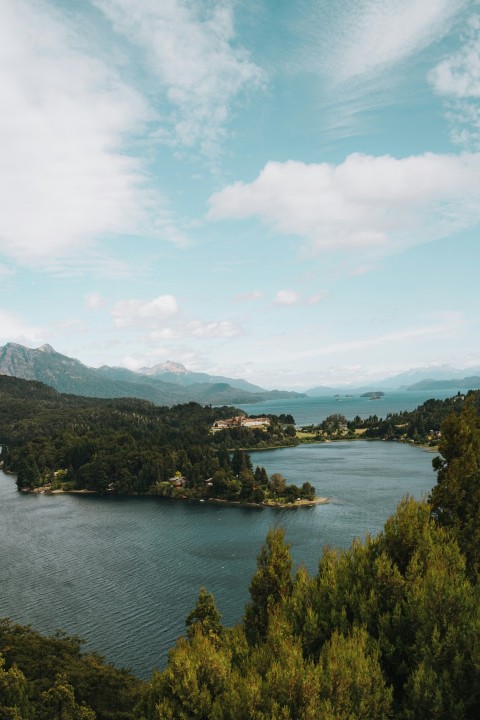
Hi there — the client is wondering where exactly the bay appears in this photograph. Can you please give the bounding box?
[0,440,436,679]
[238,388,469,425]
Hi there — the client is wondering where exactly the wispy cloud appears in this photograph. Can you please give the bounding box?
[147,320,243,342]
[209,152,480,256]
[85,292,106,310]
[0,309,45,346]
[111,295,179,329]
[274,290,300,306]
[429,12,480,148]
[0,0,189,267]
[232,290,263,304]
[274,290,326,306]
[280,312,464,362]
[93,0,265,155]
[302,0,467,84]
[292,0,468,139]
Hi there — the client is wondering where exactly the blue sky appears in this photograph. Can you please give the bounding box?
[1,0,479,389]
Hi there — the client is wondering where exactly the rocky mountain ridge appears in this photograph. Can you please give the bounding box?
[0,343,303,406]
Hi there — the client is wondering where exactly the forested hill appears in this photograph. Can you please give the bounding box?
[0,375,307,502]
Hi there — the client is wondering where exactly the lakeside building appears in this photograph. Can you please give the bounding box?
[212,416,270,431]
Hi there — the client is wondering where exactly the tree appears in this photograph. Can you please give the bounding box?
[231,449,252,477]
[430,400,480,575]
[269,473,286,496]
[0,654,30,720]
[244,528,293,645]
[254,466,269,487]
[38,674,96,720]
[185,588,223,645]
[306,627,392,720]
[301,482,315,500]
[138,634,231,720]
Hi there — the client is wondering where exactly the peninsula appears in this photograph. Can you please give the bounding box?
[0,376,317,508]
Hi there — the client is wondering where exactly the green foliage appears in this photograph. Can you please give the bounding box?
[142,474,480,719]
[185,588,223,645]
[37,673,97,719]
[244,528,293,645]
[430,399,480,576]
[0,620,142,720]
[5,379,480,719]
[0,376,299,504]
[0,653,30,720]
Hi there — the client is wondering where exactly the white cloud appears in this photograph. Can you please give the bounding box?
[122,355,151,371]
[209,152,480,254]
[148,320,243,341]
[321,0,467,83]
[85,292,106,310]
[112,295,179,328]
[93,0,265,154]
[430,15,480,98]
[307,292,327,305]
[184,320,243,339]
[0,309,45,346]
[275,290,300,306]
[0,0,187,266]
[274,289,327,306]
[429,13,480,148]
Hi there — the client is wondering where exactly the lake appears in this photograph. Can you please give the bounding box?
[0,440,436,679]
[238,388,469,425]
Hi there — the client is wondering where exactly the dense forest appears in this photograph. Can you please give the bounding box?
[0,376,312,505]
[1,394,480,718]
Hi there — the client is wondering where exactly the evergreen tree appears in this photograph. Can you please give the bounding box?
[185,588,223,645]
[430,400,480,575]
[244,528,293,645]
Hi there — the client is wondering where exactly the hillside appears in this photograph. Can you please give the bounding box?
[0,375,304,502]
[0,343,304,406]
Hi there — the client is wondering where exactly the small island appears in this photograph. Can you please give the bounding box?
[361,391,385,399]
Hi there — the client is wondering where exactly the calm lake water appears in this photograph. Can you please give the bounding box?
[0,440,436,679]
[238,388,469,425]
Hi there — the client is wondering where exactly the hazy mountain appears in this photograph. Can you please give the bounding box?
[0,343,303,405]
[304,385,338,396]
[405,377,480,391]
[305,365,480,396]
[374,365,480,389]
[135,361,266,394]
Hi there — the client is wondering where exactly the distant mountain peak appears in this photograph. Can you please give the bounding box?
[139,361,188,376]
[39,343,56,354]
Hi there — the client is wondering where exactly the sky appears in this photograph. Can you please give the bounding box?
[1,0,480,390]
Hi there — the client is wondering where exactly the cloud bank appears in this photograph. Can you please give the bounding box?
[0,0,161,264]
[209,151,480,254]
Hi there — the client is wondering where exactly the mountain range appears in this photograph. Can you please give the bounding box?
[0,343,304,406]
[306,364,480,395]
[1,343,479,404]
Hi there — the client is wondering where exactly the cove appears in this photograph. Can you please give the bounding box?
[0,441,436,679]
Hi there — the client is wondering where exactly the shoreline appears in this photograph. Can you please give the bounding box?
[22,486,329,508]
[204,496,329,509]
